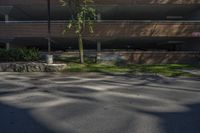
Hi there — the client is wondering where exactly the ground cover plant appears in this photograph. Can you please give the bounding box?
[55,57,200,77]
[0,48,40,62]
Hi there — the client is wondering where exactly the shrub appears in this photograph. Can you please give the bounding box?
[0,48,40,62]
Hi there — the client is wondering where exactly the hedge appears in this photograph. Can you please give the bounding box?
[0,48,40,62]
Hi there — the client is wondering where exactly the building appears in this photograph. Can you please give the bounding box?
[0,0,200,64]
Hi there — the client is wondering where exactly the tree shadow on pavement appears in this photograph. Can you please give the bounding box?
[137,103,200,133]
[0,73,200,133]
[0,102,61,133]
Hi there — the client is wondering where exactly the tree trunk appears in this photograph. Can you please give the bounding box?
[78,34,84,64]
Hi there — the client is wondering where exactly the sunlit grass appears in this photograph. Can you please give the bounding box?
[55,57,200,77]
[63,63,199,77]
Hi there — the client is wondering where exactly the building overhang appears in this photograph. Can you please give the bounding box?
[1,0,200,6]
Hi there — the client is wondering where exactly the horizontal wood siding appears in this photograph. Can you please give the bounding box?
[1,0,200,5]
[0,22,200,39]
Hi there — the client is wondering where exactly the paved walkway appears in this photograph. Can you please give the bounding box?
[182,69,200,76]
[0,73,200,133]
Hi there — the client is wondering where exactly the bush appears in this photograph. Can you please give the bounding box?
[0,48,40,62]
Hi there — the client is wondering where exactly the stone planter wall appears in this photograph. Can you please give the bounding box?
[0,62,66,72]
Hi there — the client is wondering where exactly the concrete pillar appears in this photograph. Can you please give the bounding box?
[5,14,9,23]
[47,37,51,53]
[6,42,10,50]
[97,41,101,52]
[97,13,101,22]
[0,6,13,22]
[96,13,102,63]
[96,41,102,63]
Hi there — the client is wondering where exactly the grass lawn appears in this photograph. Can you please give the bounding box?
[56,57,200,77]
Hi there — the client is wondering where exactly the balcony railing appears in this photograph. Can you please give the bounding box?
[0,20,200,39]
[1,0,200,5]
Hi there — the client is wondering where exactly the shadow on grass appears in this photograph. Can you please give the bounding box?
[55,56,200,77]
[54,56,96,64]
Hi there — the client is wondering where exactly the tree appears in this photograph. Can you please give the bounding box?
[60,0,96,63]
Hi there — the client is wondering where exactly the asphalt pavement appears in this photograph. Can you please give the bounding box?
[0,72,200,133]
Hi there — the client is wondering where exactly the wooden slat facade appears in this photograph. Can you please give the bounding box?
[0,21,200,39]
[0,0,200,6]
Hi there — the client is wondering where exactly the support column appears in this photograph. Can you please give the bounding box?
[5,14,9,23]
[96,12,102,63]
[47,37,51,53]
[97,13,101,23]
[6,42,10,50]
[0,6,13,22]
[96,41,101,63]
[47,0,51,53]
[97,41,101,52]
